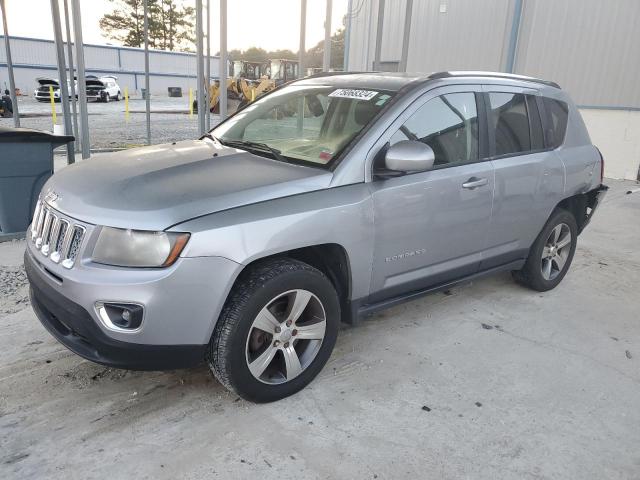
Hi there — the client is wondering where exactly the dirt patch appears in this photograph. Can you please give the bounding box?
[0,265,29,316]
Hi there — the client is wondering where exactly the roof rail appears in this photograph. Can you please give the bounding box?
[305,71,369,79]
[428,71,561,89]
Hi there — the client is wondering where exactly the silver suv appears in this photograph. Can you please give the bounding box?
[25,72,607,402]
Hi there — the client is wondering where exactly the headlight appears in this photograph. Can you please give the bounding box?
[92,227,190,267]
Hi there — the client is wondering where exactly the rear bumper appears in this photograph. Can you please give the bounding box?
[580,183,608,233]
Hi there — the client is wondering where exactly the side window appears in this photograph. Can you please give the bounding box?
[542,97,569,149]
[488,92,531,156]
[390,92,479,167]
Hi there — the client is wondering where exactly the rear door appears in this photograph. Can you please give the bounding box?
[482,85,564,269]
[368,85,495,302]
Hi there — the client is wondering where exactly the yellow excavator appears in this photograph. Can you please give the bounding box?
[196,59,300,114]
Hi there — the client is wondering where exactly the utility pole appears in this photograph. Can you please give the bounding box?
[0,0,20,127]
[50,0,74,164]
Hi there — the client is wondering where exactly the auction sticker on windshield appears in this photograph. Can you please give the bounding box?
[329,89,379,101]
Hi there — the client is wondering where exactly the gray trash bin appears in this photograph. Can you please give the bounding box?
[0,127,74,237]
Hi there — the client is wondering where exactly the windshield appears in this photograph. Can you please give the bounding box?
[210,84,395,168]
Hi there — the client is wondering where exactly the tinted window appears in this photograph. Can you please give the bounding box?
[542,97,569,148]
[390,92,479,167]
[527,96,545,150]
[489,93,531,156]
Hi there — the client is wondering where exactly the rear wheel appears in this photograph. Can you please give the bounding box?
[207,258,340,402]
[115,92,121,101]
[512,209,577,291]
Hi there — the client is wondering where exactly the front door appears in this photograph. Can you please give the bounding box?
[369,86,494,302]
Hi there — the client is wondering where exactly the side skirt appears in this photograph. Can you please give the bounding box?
[345,259,526,325]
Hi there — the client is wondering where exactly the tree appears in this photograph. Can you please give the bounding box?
[304,28,345,70]
[99,0,195,52]
[241,47,269,63]
[99,0,146,48]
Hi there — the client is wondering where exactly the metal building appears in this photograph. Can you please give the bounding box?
[0,35,220,96]
[345,0,640,179]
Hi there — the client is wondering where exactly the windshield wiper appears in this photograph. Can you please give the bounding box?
[219,139,286,163]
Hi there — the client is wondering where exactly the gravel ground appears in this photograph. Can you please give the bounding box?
[1,179,639,479]
[1,97,210,149]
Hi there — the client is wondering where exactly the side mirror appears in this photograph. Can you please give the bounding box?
[384,140,435,173]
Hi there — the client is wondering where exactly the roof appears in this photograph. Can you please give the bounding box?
[298,71,561,91]
[298,72,427,91]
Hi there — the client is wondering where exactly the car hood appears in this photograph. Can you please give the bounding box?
[36,77,59,87]
[85,77,105,87]
[43,139,333,231]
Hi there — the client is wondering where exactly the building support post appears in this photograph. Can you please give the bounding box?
[205,0,211,130]
[195,0,205,134]
[298,0,307,78]
[505,0,523,73]
[63,0,79,151]
[219,0,227,121]
[343,0,353,71]
[0,0,20,127]
[70,0,90,158]
[143,0,151,144]
[373,0,385,70]
[50,0,74,164]
[399,0,413,72]
[323,0,332,71]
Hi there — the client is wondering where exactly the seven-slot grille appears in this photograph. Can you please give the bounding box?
[30,200,86,269]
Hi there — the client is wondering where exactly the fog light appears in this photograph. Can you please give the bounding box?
[96,302,144,332]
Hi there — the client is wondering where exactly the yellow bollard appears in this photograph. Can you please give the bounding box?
[49,85,57,125]
[189,88,194,117]
[124,87,129,122]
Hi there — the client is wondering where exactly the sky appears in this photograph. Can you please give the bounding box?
[2,0,349,52]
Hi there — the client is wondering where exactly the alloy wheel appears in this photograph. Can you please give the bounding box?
[245,289,326,385]
[541,223,572,281]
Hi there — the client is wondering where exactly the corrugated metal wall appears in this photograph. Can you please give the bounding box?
[346,0,640,107]
[0,36,218,95]
[514,0,640,107]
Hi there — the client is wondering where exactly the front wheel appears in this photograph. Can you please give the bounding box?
[512,208,578,291]
[207,259,340,402]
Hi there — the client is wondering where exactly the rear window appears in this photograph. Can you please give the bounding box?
[542,97,569,149]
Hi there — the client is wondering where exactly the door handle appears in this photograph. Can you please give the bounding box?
[462,177,488,189]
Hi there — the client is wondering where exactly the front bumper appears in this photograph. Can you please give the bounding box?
[25,245,242,370]
[27,251,206,370]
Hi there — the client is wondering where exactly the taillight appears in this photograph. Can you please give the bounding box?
[596,147,605,183]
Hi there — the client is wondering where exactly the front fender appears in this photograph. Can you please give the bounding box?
[172,184,374,300]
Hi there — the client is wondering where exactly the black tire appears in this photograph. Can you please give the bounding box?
[512,208,578,292]
[207,258,340,402]
[115,92,121,101]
